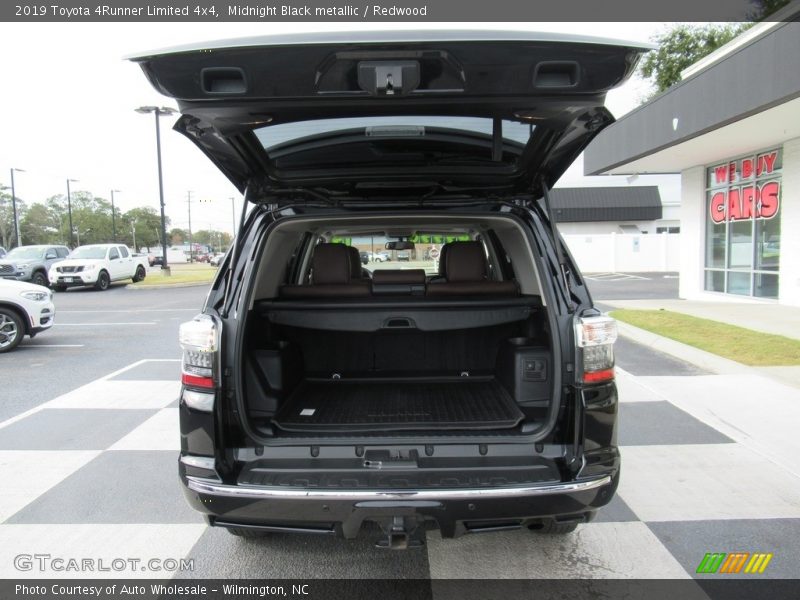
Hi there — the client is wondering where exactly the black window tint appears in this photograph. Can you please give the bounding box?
[119,246,129,258]
[109,248,120,260]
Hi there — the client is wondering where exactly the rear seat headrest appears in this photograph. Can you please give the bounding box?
[346,246,363,280]
[371,269,426,285]
[443,242,488,282]
[311,244,353,285]
[437,244,450,277]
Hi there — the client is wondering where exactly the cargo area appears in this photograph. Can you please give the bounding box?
[242,296,554,437]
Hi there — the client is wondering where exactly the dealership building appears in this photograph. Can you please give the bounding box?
[585,13,800,306]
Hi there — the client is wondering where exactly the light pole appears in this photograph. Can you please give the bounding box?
[131,221,136,252]
[10,168,24,248]
[110,189,120,242]
[136,105,177,273]
[66,178,78,248]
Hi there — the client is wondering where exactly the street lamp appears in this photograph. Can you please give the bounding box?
[66,178,78,248]
[10,168,24,248]
[110,189,121,242]
[135,105,177,272]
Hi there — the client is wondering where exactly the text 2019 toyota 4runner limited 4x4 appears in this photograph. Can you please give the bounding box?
[131,31,647,548]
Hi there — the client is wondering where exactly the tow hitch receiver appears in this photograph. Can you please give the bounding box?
[375,516,425,550]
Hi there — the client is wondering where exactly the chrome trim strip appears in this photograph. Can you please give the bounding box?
[185,474,611,501]
[180,455,216,470]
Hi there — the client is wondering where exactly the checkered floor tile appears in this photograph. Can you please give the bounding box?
[1,359,798,580]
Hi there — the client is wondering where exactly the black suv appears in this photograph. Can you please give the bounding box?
[132,31,645,548]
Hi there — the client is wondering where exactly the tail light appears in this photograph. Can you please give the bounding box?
[575,315,617,384]
[179,314,219,392]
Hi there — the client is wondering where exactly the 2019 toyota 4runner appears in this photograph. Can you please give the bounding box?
[131,31,648,548]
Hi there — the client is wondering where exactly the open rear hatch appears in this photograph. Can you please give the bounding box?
[129,31,651,202]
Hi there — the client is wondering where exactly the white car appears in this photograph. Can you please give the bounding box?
[209,252,226,266]
[49,244,149,291]
[0,279,55,352]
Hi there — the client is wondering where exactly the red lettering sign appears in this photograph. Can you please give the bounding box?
[741,186,755,219]
[759,181,780,219]
[710,192,726,224]
[757,151,778,176]
[709,182,780,222]
[741,158,753,179]
[714,166,728,185]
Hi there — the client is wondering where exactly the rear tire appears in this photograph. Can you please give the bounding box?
[0,308,24,353]
[225,527,270,539]
[31,271,48,287]
[94,271,110,291]
[528,520,580,535]
[132,265,146,283]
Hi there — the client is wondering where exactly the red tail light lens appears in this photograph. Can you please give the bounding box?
[179,315,219,395]
[575,316,617,384]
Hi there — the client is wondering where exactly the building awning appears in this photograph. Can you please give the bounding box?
[584,16,800,176]
[550,186,662,222]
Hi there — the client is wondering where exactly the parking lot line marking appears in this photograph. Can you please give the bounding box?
[28,344,85,348]
[58,309,198,313]
[56,322,157,326]
[98,358,181,382]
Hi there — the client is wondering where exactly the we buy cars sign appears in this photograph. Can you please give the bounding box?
[709,150,780,224]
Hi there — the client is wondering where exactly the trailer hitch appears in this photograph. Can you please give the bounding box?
[375,516,425,550]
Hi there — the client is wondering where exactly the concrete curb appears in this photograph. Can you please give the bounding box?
[125,281,212,290]
[613,320,754,376]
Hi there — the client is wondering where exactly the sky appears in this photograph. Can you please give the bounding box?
[0,21,681,235]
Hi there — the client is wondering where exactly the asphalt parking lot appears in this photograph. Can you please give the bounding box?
[1,276,798,581]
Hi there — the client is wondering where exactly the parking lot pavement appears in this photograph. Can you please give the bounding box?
[1,348,799,580]
[0,285,204,422]
[586,272,679,301]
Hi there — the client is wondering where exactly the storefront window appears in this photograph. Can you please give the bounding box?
[704,148,782,298]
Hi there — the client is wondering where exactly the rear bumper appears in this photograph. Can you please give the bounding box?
[180,471,617,538]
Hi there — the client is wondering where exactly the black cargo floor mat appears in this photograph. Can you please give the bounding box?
[273,379,525,432]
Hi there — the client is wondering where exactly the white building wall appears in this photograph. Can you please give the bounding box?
[562,233,680,273]
[779,137,800,306]
[678,167,706,300]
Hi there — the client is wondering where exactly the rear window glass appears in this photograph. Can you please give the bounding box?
[256,117,533,151]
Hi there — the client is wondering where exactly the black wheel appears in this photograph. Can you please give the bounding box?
[94,270,110,291]
[528,520,580,535]
[225,527,270,539]
[132,265,146,283]
[0,308,24,353]
[31,271,48,287]
[53,285,67,293]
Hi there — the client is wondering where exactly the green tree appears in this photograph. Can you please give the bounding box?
[122,207,169,251]
[639,24,749,98]
[169,227,187,245]
[0,189,26,249]
[20,202,63,245]
[193,229,232,252]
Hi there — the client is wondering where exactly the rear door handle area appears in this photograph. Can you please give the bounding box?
[381,317,416,329]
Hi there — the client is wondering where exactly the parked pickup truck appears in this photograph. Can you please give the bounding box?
[49,244,148,291]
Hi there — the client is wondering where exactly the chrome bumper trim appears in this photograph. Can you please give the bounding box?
[185,474,612,501]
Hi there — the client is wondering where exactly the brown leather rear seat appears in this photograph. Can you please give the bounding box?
[280,244,371,298]
[426,241,518,296]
